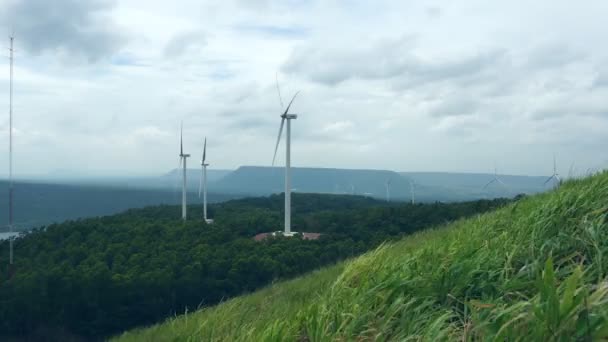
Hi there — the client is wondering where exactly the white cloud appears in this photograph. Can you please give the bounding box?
[0,0,607,177]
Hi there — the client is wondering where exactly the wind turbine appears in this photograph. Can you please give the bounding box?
[483,166,507,191]
[199,137,213,224]
[385,179,391,202]
[409,180,416,204]
[6,35,15,273]
[179,122,190,220]
[544,155,560,188]
[272,75,300,236]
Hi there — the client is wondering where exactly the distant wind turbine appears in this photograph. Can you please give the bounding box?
[272,74,300,236]
[409,180,415,204]
[179,122,190,220]
[544,155,560,188]
[199,137,213,224]
[483,167,507,191]
[7,35,15,272]
[385,179,391,202]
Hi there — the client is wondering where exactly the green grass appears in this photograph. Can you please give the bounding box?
[113,264,344,341]
[114,171,608,341]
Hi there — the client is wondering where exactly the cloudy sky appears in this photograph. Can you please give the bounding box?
[0,0,607,177]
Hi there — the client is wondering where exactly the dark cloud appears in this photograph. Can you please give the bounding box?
[233,0,312,13]
[531,102,608,121]
[397,50,507,89]
[593,70,608,88]
[0,0,125,62]
[163,31,207,58]
[525,44,585,69]
[282,37,506,88]
[426,7,442,18]
[430,98,478,118]
[233,24,308,39]
[281,37,415,85]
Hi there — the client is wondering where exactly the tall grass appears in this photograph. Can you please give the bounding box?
[114,171,608,341]
[114,264,344,342]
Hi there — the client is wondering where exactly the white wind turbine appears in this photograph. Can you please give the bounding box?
[483,166,507,192]
[6,35,15,272]
[272,76,300,236]
[199,137,213,224]
[409,179,416,204]
[385,179,391,202]
[544,155,561,188]
[179,122,190,220]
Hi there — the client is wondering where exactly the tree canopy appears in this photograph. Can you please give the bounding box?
[0,193,509,340]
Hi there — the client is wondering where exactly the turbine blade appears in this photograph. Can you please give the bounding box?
[483,179,496,189]
[272,118,285,166]
[203,137,207,163]
[543,176,554,185]
[180,122,183,156]
[282,91,300,116]
[275,72,284,109]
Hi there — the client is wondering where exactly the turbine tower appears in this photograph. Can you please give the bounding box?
[544,155,560,188]
[179,122,190,220]
[199,137,212,224]
[272,77,300,236]
[7,35,14,270]
[409,180,415,204]
[385,179,391,202]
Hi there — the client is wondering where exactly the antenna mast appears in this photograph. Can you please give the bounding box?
[8,35,14,266]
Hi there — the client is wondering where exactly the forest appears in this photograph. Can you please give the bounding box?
[0,193,512,340]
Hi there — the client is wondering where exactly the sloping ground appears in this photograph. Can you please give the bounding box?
[115,171,608,341]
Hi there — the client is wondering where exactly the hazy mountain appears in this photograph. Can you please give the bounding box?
[211,166,408,197]
[208,166,550,202]
[402,171,550,200]
[0,167,552,231]
[160,169,232,190]
[0,181,238,231]
[17,169,233,192]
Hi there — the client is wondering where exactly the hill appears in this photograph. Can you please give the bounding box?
[210,166,546,201]
[115,171,608,341]
[402,171,549,200]
[212,166,548,201]
[212,166,407,197]
[22,169,233,191]
[0,193,506,340]
[0,181,237,230]
[1,168,549,231]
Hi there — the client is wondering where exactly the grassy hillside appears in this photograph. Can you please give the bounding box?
[115,171,608,341]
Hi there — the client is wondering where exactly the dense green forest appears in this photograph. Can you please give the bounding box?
[116,172,608,342]
[0,193,510,340]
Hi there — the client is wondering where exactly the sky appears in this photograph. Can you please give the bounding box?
[0,0,607,178]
